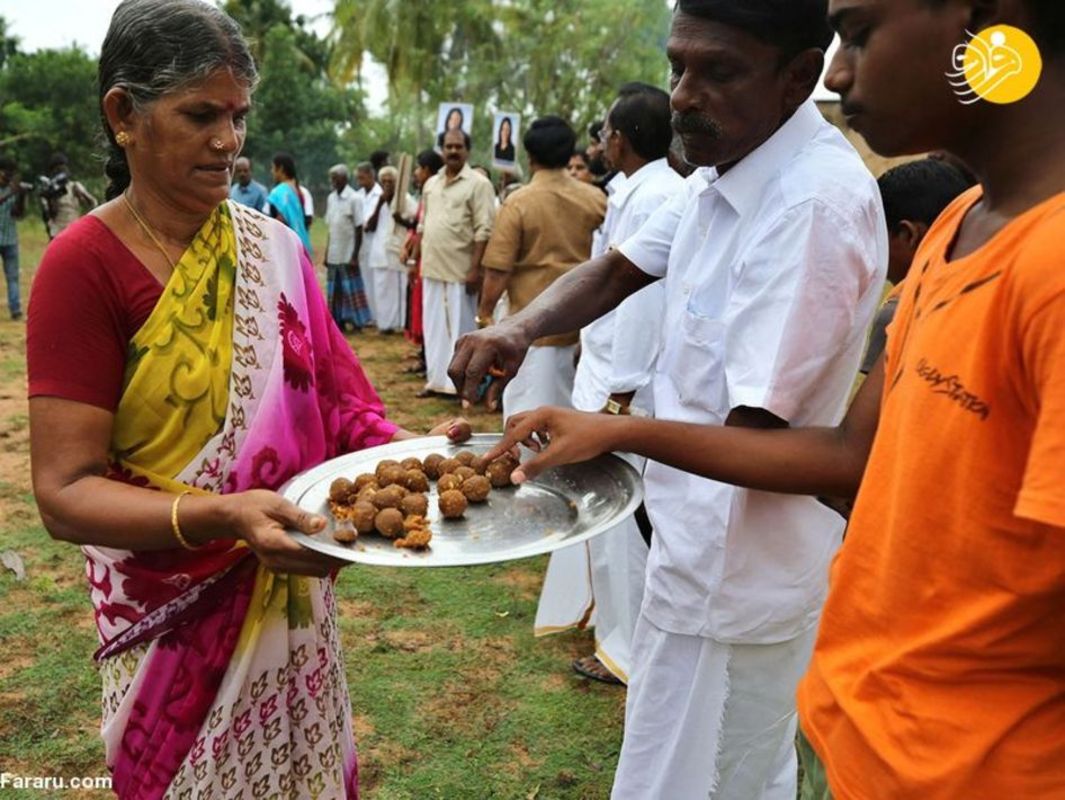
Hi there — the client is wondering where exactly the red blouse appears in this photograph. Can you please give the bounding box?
[27,215,165,412]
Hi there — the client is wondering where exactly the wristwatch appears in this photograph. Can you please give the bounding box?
[603,398,630,416]
[475,315,493,329]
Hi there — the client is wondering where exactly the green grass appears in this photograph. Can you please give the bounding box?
[0,214,624,799]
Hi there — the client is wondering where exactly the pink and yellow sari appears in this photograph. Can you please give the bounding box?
[86,201,397,799]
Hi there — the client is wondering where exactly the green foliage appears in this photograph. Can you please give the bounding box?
[0,38,102,196]
[243,23,363,194]
[330,0,672,167]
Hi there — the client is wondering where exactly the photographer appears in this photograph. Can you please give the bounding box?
[0,156,26,320]
[41,153,97,239]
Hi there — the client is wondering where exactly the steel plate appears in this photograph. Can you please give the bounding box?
[281,434,642,567]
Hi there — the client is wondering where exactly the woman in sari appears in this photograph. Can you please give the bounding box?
[26,2,468,797]
[268,151,313,255]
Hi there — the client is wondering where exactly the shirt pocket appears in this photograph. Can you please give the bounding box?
[668,308,727,416]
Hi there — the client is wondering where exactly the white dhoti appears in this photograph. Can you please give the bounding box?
[610,612,817,800]
[533,356,649,681]
[371,268,408,332]
[501,343,576,419]
[422,277,476,394]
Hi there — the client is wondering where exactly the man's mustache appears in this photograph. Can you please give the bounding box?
[672,111,723,139]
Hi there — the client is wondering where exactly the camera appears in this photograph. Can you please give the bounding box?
[36,172,70,200]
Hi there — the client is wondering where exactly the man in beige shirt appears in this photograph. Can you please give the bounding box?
[479,116,606,419]
[419,129,497,396]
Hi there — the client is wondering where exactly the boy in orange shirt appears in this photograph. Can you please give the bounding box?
[458,0,1065,796]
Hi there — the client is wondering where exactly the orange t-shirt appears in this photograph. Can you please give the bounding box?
[799,187,1065,799]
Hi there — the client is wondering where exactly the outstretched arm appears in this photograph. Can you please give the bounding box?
[486,355,885,499]
[448,249,655,399]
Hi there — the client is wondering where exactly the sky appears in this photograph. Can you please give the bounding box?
[0,0,334,53]
[0,1,839,102]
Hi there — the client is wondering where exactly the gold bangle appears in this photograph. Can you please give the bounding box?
[170,490,198,550]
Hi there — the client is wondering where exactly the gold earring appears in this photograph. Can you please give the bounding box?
[115,131,131,147]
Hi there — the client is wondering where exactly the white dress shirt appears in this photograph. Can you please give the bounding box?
[358,183,383,264]
[368,194,415,270]
[574,159,684,413]
[299,184,314,217]
[324,184,363,264]
[618,100,888,643]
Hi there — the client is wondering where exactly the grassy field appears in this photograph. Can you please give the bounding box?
[0,217,625,799]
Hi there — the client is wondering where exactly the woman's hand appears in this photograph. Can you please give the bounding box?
[218,490,349,578]
[391,417,472,443]
[482,406,624,483]
[428,417,473,443]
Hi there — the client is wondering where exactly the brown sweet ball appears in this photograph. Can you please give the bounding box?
[404,469,430,493]
[486,459,514,488]
[437,473,464,493]
[454,450,476,467]
[453,466,477,482]
[329,478,354,503]
[372,484,406,510]
[333,523,358,544]
[423,453,446,479]
[379,465,408,488]
[437,457,462,476]
[462,474,491,503]
[375,459,401,477]
[469,455,488,475]
[351,501,378,535]
[438,489,468,519]
[353,473,378,491]
[375,507,405,538]
[356,486,378,506]
[400,457,424,472]
[400,493,429,518]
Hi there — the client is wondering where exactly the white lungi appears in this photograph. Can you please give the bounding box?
[611,613,817,800]
[501,343,576,420]
[422,277,476,394]
[371,268,408,332]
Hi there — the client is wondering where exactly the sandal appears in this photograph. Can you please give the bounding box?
[572,655,623,685]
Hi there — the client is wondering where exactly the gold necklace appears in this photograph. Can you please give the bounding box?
[122,192,180,271]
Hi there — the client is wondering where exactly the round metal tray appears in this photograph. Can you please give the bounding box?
[281,434,642,567]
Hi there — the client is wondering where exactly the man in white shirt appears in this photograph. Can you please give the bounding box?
[323,164,370,332]
[450,1,887,797]
[364,165,415,333]
[355,162,383,325]
[535,83,684,687]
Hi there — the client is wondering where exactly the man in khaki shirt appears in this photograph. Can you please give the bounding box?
[479,116,606,419]
[419,129,497,396]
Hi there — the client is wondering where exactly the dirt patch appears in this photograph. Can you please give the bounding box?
[492,567,543,601]
[337,598,382,620]
[0,647,35,682]
[380,628,437,654]
[358,737,421,792]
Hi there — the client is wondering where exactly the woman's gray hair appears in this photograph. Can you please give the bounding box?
[98,0,258,200]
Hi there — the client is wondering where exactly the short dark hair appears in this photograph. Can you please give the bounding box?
[442,128,472,149]
[0,157,15,174]
[588,120,604,143]
[676,0,834,60]
[609,82,673,162]
[416,149,444,174]
[272,152,298,180]
[49,152,69,171]
[524,116,577,169]
[878,158,972,232]
[571,151,590,166]
[370,149,389,171]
